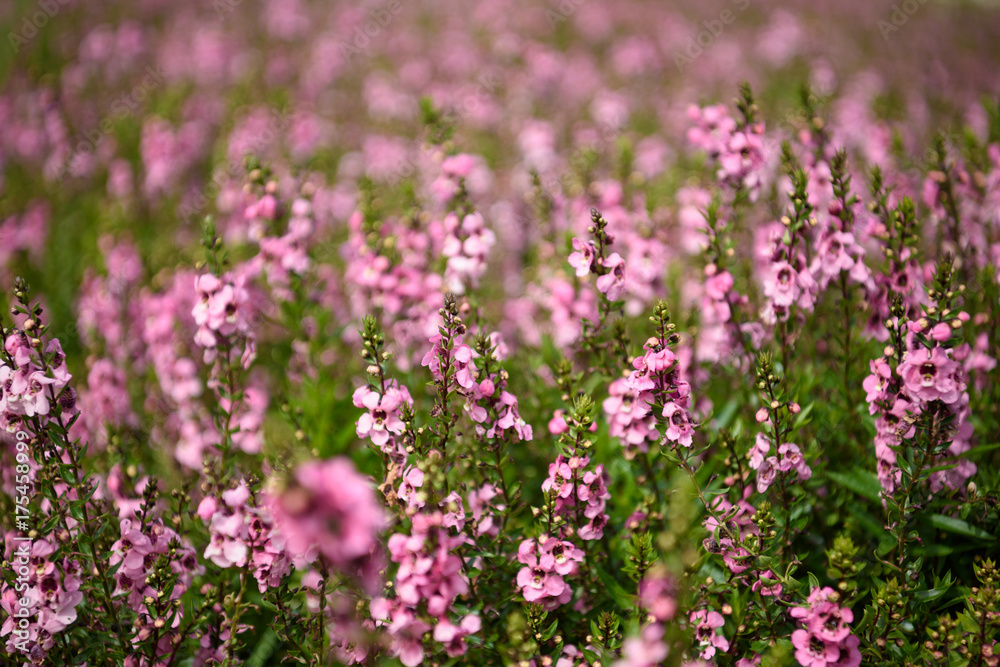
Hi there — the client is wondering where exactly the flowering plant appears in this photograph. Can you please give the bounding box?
[2,2,1000,665]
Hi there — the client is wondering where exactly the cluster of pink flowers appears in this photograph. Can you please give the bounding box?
[269,459,386,592]
[133,271,223,470]
[704,493,759,575]
[789,587,861,667]
[638,571,678,621]
[222,382,270,456]
[687,104,768,200]
[864,316,977,494]
[110,517,202,654]
[353,381,413,462]
[192,271,260,368]
[862,245,922,342]
[568,237,628,302]
[696,265,750,366]
[898,337,975,493]
[198,483,291,593]
[246,194,314,301]
[442,211,496,295]
[627,336,696,448]
[756,221,818,326]
[541,454,610,540]
[603,377,659,458]
[340,210,445,369]
[613,623,669,667]
[72,357,139,451]
[748,432,812,494]
[371,511,478,666]
[515,536,584,609]
[0,335,71,426]
[513,275,599,350]
[0,538,82,663]
[459,334,533,442]
[809,228,870,291]
[863,355,913,494]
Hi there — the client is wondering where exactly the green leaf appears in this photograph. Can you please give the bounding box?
[856,606,877,633]
[926,514,996,541]
[966,441,1000,458]
[793,402,815,429]
[958,611,980,634]
[595,567,634,609]
[827,469,882,504]
[876,533,896,558]
[914,575,954,604]
[713,400,739,431]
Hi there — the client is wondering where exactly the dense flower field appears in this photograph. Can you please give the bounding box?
[1,0,1000,665]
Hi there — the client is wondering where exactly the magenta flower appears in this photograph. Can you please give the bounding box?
[763,261,800,308]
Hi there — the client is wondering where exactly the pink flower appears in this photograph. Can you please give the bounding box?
[613,623,669,667]
[749,433,771,469]
[862,358,892,407]
[752,570,783,597]
[433,615,481,657]
[271,458,386,591]
[538,538,584,576]
[763,261,800,308]
[452,345,478,389]
[705,270,734,300]
[778,443,812,481]
[639,574,677,620]
[353,384,411,447]
[809,602,853,643]
[792,629,841,667]
[568,238,597,277]
[898,346,963,405]
[662,401,694,447]
[517,565,566,602]
[756,456,778,493]
[596,253,627,301]
[690,609,729,659]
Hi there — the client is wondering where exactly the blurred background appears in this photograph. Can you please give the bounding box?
[1,0,999,363]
